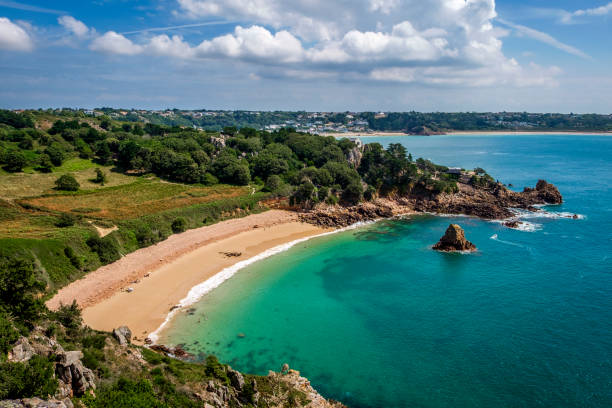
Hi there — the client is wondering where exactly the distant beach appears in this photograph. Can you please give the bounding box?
[47,210,330,344]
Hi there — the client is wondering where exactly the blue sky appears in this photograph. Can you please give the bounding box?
[0,0,611,112]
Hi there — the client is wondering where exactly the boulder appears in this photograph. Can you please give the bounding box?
[433,224,476,252]
[55,351,96,396]
[8,337,35,363]
[112,326,132,346]
[227,368,245,391]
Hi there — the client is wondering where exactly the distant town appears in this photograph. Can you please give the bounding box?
[11,108,612,134]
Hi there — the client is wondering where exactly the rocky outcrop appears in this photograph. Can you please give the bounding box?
[432,224,476,252]
[6,333,95,398]
[346,146,363,168]
[300,180,563,227]
[272,369,346,408]
[112,326,132,346]
[0,398,73,408]
[300,198,412,227]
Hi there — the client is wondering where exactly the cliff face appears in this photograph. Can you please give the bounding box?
[301,179,563,227]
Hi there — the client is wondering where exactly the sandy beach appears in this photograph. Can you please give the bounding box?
[47,210,329,344]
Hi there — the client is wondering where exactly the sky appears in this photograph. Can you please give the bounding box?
[0,0,611,112]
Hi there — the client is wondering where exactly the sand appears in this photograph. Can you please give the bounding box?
[47,210,329,343]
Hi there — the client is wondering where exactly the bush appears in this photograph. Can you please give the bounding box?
[52,300,82,330]
[45,144,65,167]
[86,236,120,263]
[341,182,363,205]
[37,154,54,173]
[171,218,187,234]
[0,312,18,358]
[82,378,166,408]
[93,168,107,185]
[55,174,80,191]
[0,258,45,323]
[264,175,282,193]
[0,355,58,399]
[3,151,27,172]
[64,247,82,269]
[56,213,76,228]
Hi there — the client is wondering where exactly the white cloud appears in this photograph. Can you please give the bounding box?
[497,19,590,59]
[90,31,143,55]
[58,16,90,38]
[562,2,612,23]
[86,0,562,87]
[0,16,33,51]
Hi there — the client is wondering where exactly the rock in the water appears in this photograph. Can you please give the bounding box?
[112,326,132,346]
[433,224,476,252]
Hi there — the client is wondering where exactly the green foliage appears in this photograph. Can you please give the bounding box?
[171,217,187,234]
[3,150,27,172]
[84,378,167,408]
[52,300,82,331]
[0,258,45,324]
[64,246,82,269]
[45,143,65,167]
[56,212,77,228]
[37,153,54,173]
[86,236,120,264]
[341,182,363,205]
[0,311,19,358]
[0,355,58,399]
[93,168,108,185]
[55,174,80,191]
[204,355,230,385]
[0,110,34,129]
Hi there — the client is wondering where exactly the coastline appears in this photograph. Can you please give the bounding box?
[47,210,331,344]
[323,131,612,137]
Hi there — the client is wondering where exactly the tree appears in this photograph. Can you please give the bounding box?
[55,174,80,191]
[45,143,65,167]
[264,175,282,192]
[93,168,107,185]
[171,218,187,233]
[37,154,54,173]
[3,151,27,172]
[95,141,112,164]
[291,181,317,206]
[55,213,76,227]
[341,182,363,205]
[0,258,45,323]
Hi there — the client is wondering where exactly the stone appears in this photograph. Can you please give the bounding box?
[8,337,35,363]
[228,368,245,391]
[55,351,96,396]
[112,326,132,346]
[433,224,477,252]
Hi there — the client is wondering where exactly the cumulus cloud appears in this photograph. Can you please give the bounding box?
[58,15,90,38]
[87,0,562,87]
[0,16,33,51]
[90,31,143,55]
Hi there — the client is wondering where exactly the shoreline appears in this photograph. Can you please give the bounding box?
[322,131,612,137]
[47,210,331,344]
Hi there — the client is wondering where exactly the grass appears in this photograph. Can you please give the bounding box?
[20,180,251,220]
[0,161,137,200]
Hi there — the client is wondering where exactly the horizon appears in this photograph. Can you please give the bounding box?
[1,1,612,112]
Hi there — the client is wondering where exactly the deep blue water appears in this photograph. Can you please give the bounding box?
[162,135,612,407]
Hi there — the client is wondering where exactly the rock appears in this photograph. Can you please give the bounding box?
[8,337,35,363]
[144,337,153,345]
[112,326,132,346]
[0,398,74,408]
[228,368,245,391]
[281,363,290,374]
[504,221,521,229]
[433,224,476,252]
[55,351,96,396]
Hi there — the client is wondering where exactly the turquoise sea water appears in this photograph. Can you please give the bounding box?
[161,135,612,407]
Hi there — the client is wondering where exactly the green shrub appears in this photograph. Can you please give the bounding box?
[83,378,166,408]
[52,300,82,331]
[86,236,120,263]
[264,175,282,193]
[37,153,54,173]
[0,355,58,399]
[64,247,82,269]
[55,174,80,191]
[171,218,187,234]
[0,311,18,358]
[0,258,45,324]
[93,168,107,185]
[3,151,27,172]
[56,213,77,228]
[204,355,230,385]
[341,182,363,205]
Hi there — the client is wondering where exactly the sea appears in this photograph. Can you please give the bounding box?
[160,134,612,408]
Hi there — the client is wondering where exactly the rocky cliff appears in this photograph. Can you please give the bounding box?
[301,179,563,227]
